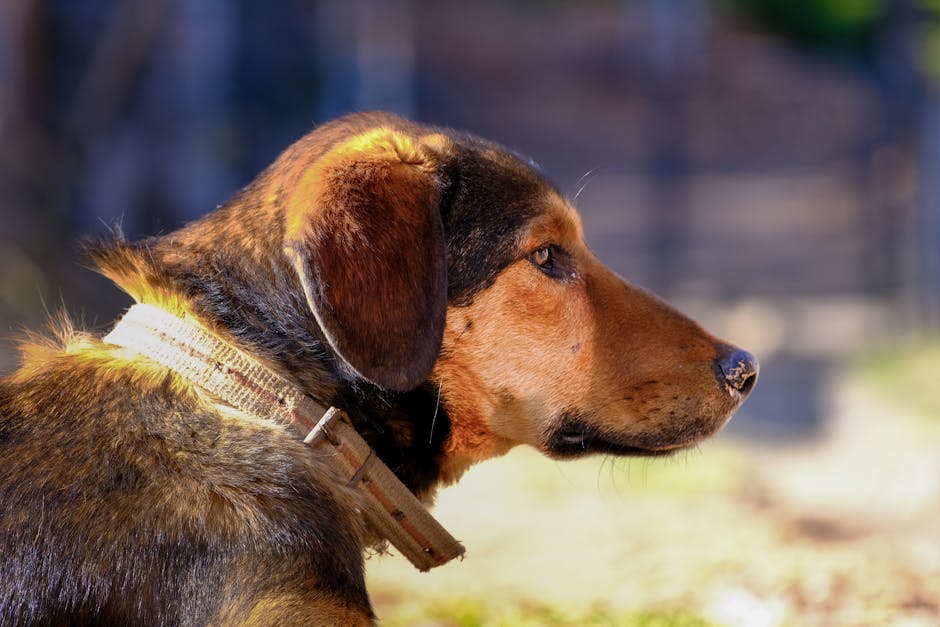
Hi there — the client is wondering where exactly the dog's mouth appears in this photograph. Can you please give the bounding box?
[544,416,690,458]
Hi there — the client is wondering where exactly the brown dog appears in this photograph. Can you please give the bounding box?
[0,112,757,625]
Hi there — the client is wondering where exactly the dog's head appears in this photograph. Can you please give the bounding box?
[271,112,757,482]
[95,112,756,487]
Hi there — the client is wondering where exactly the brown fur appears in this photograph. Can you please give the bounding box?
[0,111,756,625]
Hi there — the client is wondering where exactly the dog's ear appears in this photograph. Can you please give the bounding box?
[283,129,452,391]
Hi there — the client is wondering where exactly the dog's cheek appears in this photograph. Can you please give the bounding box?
[438,263,595,444]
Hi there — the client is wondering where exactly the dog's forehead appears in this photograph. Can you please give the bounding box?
[521,192,583,248]
[441,139,582,305]
[453,136,578,239]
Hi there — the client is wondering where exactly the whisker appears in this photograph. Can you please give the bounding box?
[428,374,445,444]
[572,167,604,202]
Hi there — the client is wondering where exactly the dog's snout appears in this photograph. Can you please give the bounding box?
[716,347,759,397]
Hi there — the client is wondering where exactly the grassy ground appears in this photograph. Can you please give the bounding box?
[366,342,940,626]
[367,445,743,627]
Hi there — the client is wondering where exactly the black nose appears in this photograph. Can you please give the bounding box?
[716,347,759,396]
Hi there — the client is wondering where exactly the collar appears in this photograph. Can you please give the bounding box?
[104,303,464,571]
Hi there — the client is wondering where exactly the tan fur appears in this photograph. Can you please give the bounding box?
[434,192,737,482]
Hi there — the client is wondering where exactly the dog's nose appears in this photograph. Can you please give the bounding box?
[716,347,759,396]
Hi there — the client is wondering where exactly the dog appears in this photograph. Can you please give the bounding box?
[0,111,757,625]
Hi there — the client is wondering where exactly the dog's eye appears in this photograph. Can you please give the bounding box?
[530,246,553,270]
[529,244,576,281]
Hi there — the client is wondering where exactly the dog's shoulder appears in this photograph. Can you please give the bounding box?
[0,322,371,624]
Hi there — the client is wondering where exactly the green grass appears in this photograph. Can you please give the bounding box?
[378,597,717,627]
[853,336,940,419]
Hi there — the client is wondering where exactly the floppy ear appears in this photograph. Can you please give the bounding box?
[283,129,451,391]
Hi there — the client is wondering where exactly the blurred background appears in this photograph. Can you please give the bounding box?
[1,0,939,624]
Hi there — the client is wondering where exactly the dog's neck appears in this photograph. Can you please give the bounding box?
[103,302,464,570]
[88,221,452,501]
